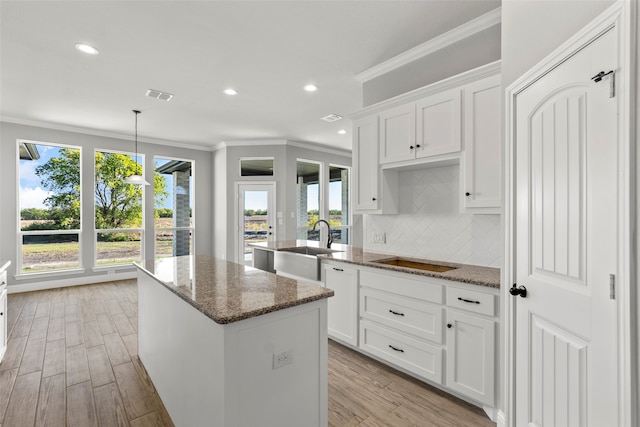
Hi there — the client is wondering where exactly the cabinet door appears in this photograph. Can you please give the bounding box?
[445,310,495,406]
[416,89,461,158]
[353,116,380,211]
[461,75,501,212]
[323,263,358,346]
[0,290,7,363]
[379,104,416,164]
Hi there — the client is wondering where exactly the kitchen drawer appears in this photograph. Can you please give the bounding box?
[446,286,495,317]
[360,319,442,384]
[361,288,443,344]
[360,270,443,304]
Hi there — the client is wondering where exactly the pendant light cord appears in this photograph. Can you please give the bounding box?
[133,109,141,174]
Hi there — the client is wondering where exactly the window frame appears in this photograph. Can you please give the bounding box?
[16,139,84,276]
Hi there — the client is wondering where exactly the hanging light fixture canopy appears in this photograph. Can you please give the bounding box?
[124,109,150,185]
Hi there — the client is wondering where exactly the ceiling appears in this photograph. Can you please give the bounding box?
[0,1,500,151]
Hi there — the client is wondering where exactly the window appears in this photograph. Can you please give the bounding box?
[18,140,81,273]
[154,157,194,259]
[240,158,274,176]
[296,160,321,240]
[329,165,350,244]
[94,150,144,266]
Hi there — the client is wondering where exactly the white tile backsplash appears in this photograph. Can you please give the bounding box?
[364,165,501,268]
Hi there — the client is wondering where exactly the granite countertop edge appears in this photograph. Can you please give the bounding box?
[134,260,334,325]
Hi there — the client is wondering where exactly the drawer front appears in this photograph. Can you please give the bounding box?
[446,286,495,317]
[360,270,443,304]
[360,320,442,384]
[361,288,443,344]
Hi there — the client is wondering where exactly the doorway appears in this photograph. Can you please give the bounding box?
[237,183,275,265]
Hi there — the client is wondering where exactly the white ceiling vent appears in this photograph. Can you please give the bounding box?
[145,89,173,101]
[321,113,343,122]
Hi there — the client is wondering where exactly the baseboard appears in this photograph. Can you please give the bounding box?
[496,409,506,427]
[7,271,136,293]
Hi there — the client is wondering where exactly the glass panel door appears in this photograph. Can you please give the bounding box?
[238,183,274,265]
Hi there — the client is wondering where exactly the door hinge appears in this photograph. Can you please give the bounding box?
[591,70,615,98]
[609,274,616,300]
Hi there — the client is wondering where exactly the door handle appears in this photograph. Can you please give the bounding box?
[509,284,527,298]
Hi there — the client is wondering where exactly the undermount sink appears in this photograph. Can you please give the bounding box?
[372,257,457,273]
[279,246,340,256]
[274,246,342,281]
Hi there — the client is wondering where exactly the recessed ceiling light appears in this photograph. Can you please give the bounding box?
[321,113,343,122]
[74,43,99,55]
[337,129,347,135]
[304,84,318,92]
[146,89,173,101]
[223,88,238,95]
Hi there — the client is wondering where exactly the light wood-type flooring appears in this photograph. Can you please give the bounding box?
[0,280,494,427]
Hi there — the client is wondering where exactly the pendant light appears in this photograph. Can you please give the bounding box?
[124,109,150,185]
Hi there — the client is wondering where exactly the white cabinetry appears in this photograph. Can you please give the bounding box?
[416,88,462,158]
[0,263,9,363]
[444,285,496,407]
[353,116,398,214]
[323,262,358,346]
[461,75,502,213]
[379,104,416,164]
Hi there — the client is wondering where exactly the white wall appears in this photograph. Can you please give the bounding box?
[501,0,615,88]
[0,121,213,288]
[211,141,352,262]
[364,165,501,268]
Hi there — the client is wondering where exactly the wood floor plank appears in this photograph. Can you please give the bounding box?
[103,333,131,367]
[20,301,38,318]
[50,302,66,319]
[83,320,104,348]
[112,313,136,336]
[0,336,28,371]
[64,304,80,323]
[67,381,98,427]
[129,411,173,427]
[35,373,66,427]
[97,313,117,335]
[65,320,84,347]
[93,382,130,427]
[29,316,50,341]
[18,337,46,376]
[105,299,124,316]
[0,369,18,423]
[87,345,116,388]
[10,316,34,338]
[66,344,90,386]
[121,334,138,357]
[3,371,41,426]
[42,339,66,378]
[47,317,65,342]
[118,300,137,318]
[35,301,52,318]
[80,301,98,323]
[113,362,154,420]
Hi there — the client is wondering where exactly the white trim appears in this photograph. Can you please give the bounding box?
[355,8,501,83]
[8,270,136,294]
[503,2,636,426]
[14,268,86,281]
[2,116,210,152]
[235,181,277,264]
[351,61,501,121]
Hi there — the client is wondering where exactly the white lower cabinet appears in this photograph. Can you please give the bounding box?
[326,263,498,411]
[0,289,6,362]
[323,262,359,346]
[445,310,495,406]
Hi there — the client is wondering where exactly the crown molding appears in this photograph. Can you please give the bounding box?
[355,7,501,83]
[1,116,211,152]
[212,139,351,156]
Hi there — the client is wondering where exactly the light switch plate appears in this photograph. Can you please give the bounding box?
[372,232,386,244]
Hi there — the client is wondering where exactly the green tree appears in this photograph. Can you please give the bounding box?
[35,149,168,230]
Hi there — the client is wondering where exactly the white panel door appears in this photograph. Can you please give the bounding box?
[323,263,358,346]
[379,104,416,164]
[514,28,619,426]
[415,89,461,158]
[353,116,379,211]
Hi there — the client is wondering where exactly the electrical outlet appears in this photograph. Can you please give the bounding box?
[273,350,293,369]
[372,232,386,244]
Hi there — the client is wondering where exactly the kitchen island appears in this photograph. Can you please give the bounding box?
[135,255,333,427]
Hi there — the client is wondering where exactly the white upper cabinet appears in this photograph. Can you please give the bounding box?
[379,104,416,164]
[353,116,381,211]
[461,75,502,213]
[415,89,462,159]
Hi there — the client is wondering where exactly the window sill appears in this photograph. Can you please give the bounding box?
[92,264,137,273]
[14,268,87,281]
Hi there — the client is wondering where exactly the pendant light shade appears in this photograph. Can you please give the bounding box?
[124,109,150,186]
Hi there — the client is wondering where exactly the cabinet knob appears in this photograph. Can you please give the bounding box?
[465,192,471,197]
[372,197,376,201]
[416,144,421,148]
[409,145,414,150]
[447,323,453,328]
